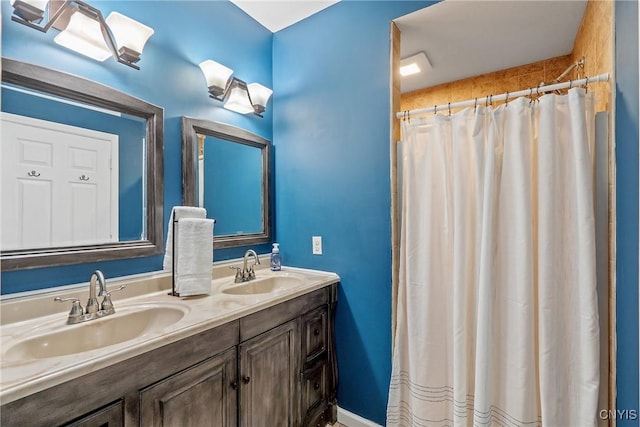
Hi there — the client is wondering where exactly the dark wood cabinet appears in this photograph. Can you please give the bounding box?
[302,306,328,368]
[139,347,237,427]
[239,320,299,427]
[1,284,338,427]
[300,306,332,426]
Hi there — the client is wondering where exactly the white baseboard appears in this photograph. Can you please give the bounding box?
[337,406,383,427]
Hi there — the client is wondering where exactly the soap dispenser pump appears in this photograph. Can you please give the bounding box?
[270,243,281,271]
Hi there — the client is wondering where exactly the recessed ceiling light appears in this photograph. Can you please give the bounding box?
[400,51,432,78]
[400,63,421,76]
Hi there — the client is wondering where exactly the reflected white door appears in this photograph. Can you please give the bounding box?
[1,113,119,250]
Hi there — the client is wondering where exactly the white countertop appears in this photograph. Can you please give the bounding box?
[0,262,340,404]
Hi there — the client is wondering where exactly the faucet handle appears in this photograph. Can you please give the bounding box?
[229,266,243,283]
[105,284,126,296]
[101,285,125,313]
[54,297,84,318]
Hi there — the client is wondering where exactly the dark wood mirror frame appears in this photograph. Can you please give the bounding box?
[181,116,271,249]
[1,58,164,270]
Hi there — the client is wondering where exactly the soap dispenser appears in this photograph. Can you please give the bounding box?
[270,243,281,271]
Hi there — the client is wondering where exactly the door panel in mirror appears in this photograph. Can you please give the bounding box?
[2,84,146,249]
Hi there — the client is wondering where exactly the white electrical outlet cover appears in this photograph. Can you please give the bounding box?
[312,236,322,255]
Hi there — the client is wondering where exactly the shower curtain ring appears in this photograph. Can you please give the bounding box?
[448,102,451,116]
[434,105,437,115]
[529,88,534,104]
[505,91,509,106]
[584,76,589,93]
[474,98,478,112]
[569,80,573,89]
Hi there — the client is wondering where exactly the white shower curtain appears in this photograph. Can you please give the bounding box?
[387,88,600,427]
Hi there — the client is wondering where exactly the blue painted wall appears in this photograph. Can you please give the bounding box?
[272,1,432,423]
[1,0,273,294]
[615,0,639,424]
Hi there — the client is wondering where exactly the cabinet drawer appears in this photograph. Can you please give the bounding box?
[302,362,327,415]
[303,405,329,427]
[240,288,327,341]
[302,306,328,364]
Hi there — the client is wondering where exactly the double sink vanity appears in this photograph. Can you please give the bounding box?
[0,58,332,426]
[0,259,340,426]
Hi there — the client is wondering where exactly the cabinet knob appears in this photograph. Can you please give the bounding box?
[242,376,251,384]
[314,382,320,390]
[314,328,320,336]
[231,381,238,390]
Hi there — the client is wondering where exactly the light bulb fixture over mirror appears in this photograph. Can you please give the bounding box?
[10,0,154,70]
[198,59,272,118]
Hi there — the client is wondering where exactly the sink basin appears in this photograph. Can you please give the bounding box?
[222,276,302,296]
[4,305,187,360]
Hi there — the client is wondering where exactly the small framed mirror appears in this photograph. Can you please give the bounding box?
[182,117,271,249]
[1,58,164,270]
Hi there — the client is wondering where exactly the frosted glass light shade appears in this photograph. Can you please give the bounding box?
[54,10,111,61]
[105,12,154,60]
[224,83,255,115]
[10,0,48,22]
[247,83,273,111]
[199,60,234,97]
[10,0,48,8]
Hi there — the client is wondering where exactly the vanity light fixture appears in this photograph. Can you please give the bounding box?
[10,0,48,23]
[199,59,273,118]
[10,0,154,70]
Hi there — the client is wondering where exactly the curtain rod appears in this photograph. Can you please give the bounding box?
[396,73,609,118]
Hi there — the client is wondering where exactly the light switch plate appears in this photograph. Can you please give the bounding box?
[312,236,322,255]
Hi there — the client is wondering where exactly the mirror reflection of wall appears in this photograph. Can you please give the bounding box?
[181,116,271,249]
[197,133,263,236]
[1,83,146,250]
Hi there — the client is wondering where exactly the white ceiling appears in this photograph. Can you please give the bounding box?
[395,0,588,93]
[229,0,587,93]
[230,0,340,33]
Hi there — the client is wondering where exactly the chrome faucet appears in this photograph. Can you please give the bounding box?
[86,270,107,314]
[54,270,125,324]
[230,250,261,283]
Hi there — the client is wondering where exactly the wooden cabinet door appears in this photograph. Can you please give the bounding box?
[64,400,124,427]
[239,320,299,427]
[139,347,237,427]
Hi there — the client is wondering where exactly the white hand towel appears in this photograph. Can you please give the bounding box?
[175,218,214,296]
[163,206,207,270]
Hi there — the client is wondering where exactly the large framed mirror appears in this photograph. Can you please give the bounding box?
[1,58,164,270]
[182,117,270,249]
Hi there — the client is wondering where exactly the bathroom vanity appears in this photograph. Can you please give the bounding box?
[0,263,339,427]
